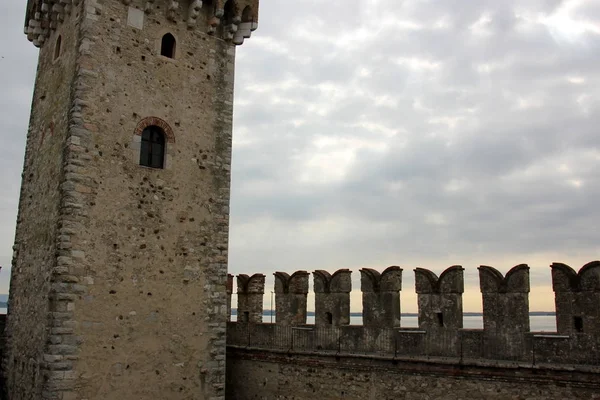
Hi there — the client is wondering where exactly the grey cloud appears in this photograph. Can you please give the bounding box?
[0,1,598,309]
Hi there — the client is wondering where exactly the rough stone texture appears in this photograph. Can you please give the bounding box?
[5,5,81,398]
[360,266,402,328]
[226,274,234,322]
[479,264,530,361]
[415,265,464,356]
[226,348,600,400]
[313,269,351,327]
[7,0,259,399]
[236,274,265,323]
[273,271,309,326]
[551,261,600,335]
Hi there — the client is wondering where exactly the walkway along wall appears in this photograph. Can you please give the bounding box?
[225,262,600,399]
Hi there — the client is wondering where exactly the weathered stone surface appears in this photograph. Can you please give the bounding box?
[274,271,309,326]
[313,269,351,327]
[8,1,260,399]
[415,265,464,356]
[360,266,402,328]
[226,348,600,400]
[236,274,265,324]
[479,264,530,360]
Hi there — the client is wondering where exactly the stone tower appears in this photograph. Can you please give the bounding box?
[5,1,258,399]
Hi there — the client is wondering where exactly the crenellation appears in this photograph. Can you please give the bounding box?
[236,274,265,323]
[415,265,464,356]
[360,266,402,328]
[227,262,600,368]
[274,271,309,326]
[314,269,352,327]
[25,0,260,48]
[479,264,530,360]
[551,262,600,346]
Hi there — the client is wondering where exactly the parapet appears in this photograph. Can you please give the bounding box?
[313,269,352,293]
[551,261,600,292]
[237,274,266,294]
[414,266,464,356]
[274,271,309,294]
[360,267,402,328]
[551,262,600,336]
[479,264,530,293]
[227,261,600,366]
[274,271,309,326]
[24,0,260,48]
[236,274,265,323]
[314,269,352,326]
[479,265,530,360]
[360,266,402,293]
[415,265,464,294]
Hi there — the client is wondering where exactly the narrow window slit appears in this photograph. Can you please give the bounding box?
[326,312,333,325]
[436,312,444,327]
[161,33,176,58]
[54,35,62,60]
[574,316,584,332]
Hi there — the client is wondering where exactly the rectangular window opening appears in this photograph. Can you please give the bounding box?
[574,316,584,333]
[436,312,444,327]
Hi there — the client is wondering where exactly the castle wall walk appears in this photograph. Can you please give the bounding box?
[225,262,600,399]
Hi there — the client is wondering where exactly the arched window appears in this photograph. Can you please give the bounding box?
[242,5,252,23]
[325,312,333,325]
[160,33,176,59]
[54,35,62,60]
[140,126,165,169]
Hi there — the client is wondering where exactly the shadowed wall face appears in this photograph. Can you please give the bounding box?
[226,349,600,400]
[360,267,402,328]
[274,271,309,326]
[314,270,352,327]
[479,265,530,360]
[552,262,600,335]
[237,274,266,323]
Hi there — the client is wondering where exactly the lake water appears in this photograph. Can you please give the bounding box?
[0,309,555,332]
[238,314,558,332]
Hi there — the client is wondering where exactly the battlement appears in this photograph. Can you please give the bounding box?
[24,0,259,48]
[227,262,600,366]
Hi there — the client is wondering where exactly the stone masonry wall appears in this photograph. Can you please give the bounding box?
[226,348,600,400]
[7,0,261,398]
[5,5,81,398]
[59,1,235,398]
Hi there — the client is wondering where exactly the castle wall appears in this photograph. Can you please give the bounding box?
[226,348,600,400]
[225,262,600,386]
[5,6,81,398]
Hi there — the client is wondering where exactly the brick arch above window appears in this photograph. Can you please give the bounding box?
[134,117,175,143]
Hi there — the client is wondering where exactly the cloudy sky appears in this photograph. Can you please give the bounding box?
[1,0,599,314]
